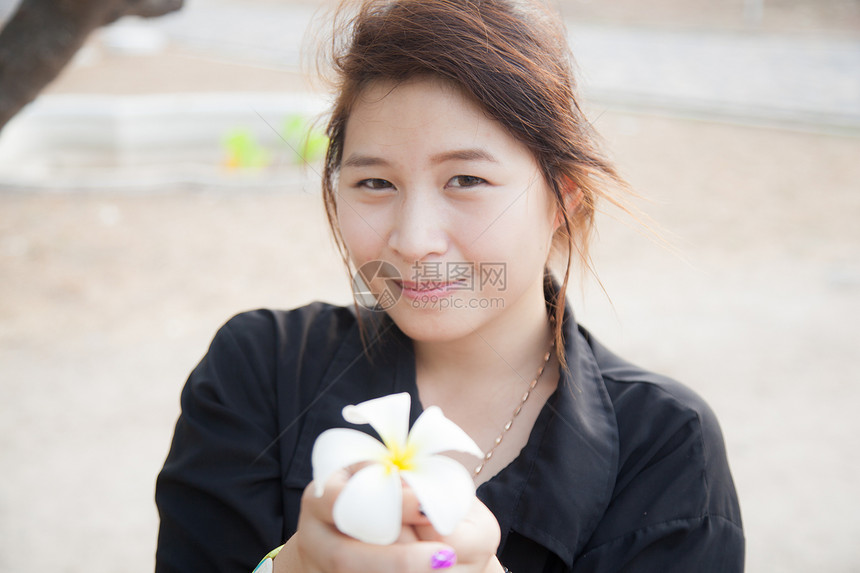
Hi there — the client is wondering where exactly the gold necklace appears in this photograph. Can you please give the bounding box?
[473,339,555,477]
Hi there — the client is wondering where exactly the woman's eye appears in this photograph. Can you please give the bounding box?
[448,175,486,188]
[357,178,394,190]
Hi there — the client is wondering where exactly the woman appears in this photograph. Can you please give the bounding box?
[155,1,744,571]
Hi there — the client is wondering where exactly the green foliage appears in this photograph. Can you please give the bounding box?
[221,114,328,170]
[282,114,328,165]
[222,128,270,169]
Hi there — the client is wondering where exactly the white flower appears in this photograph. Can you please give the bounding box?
[311,392,483,545]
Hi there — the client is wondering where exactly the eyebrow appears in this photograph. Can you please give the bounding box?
[430,148,499,164]
[341,148,499,168]
[341,154,390,168]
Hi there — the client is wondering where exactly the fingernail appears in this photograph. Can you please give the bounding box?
[430,548,457,569]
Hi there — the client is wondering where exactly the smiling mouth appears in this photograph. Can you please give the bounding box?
[395,279,467,293]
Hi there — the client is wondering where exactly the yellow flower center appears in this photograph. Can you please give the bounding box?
[384,441,415,473]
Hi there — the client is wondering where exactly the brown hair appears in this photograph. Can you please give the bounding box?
[319,0,629,369]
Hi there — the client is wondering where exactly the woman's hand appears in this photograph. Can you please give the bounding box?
[273,471,503,573]
[409,494,503,573]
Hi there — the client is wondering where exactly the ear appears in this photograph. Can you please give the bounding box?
[553,176,583,231]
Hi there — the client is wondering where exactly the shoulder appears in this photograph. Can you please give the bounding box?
[582,327,733,483]
[185,302,359,407]
[208,302,357,366]
[577,328,743,559]
[218,302,357,347]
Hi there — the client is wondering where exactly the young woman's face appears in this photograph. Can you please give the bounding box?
[336,77,557,342]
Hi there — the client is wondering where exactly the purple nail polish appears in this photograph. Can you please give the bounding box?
[431,549,457,569]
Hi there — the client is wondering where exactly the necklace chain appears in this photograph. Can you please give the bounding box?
[473,339,555,477]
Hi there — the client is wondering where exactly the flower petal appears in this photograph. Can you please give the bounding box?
[311,428,389,497]
[342,393,411,451]
[333,463,403,545]
[401,454,477,536]
[407,406,482,458]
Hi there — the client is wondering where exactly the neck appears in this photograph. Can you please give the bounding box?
[411,275,559,483]
[413,276,553,396]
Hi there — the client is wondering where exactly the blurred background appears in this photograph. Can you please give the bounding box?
[1,0,858,571]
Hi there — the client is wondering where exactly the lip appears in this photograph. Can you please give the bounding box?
[396,279,465,300]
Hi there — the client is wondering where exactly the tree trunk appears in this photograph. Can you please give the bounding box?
[0,0,183,131]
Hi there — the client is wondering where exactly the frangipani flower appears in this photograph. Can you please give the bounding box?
[311,392,483,545]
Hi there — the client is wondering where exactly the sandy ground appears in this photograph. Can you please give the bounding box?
[2,111,859,572]
[2,1,860,571]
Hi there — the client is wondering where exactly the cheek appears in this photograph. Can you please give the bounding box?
[335,198,385,265]
[467,190,556,260]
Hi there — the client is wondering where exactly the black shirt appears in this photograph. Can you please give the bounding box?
[155,298,744,572]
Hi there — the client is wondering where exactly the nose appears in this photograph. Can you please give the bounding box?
[387,189,448,262]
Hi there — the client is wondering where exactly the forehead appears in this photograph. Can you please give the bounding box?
[351,76,474,119]
[342,77,532,160]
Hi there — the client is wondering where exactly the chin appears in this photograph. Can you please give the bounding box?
[384,301,492,343]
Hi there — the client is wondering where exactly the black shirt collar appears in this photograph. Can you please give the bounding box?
[478,305,619,567]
